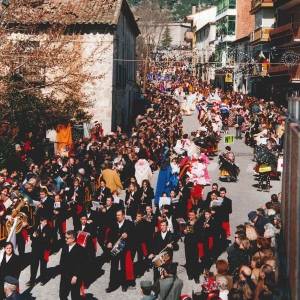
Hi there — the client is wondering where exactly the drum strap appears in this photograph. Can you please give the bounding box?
[162,276,176,300]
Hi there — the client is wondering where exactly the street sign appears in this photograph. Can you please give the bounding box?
[224,135,234,145]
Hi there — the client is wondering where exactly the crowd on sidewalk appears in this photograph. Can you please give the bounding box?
[0,62,286,300]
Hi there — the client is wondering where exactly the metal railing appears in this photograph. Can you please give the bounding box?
[250,27,272,43]
[270,22,300,40]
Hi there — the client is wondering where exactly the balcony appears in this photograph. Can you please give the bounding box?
[273,0,299,9]
[250,0,274,14]
[269,64,300,81]
[250,27,272,44]
[270,22,300,44]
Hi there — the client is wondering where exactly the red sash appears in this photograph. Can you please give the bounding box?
[21,228,29,243]
[125,250,135,281]
[60,221,67,235]
[92,237,97,252]
[221,221,231,237]
[47,220,54,228]
[141,242,148,257]
[197,242,204,258]
[208,236,214,250]
[76,204,83,215]
[43,249,50,262]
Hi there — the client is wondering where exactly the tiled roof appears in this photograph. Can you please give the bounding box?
[4,0,125,26]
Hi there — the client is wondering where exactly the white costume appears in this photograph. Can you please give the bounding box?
[134,159,152,187]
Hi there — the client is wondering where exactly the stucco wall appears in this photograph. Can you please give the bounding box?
[81,32,114,134]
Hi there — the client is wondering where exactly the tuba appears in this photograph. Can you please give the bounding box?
[6,198,28,234]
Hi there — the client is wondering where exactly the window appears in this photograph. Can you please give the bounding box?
[13,40,45,84]
[228,16,236,36]
[216,16,236,37]
[217,0,236,14]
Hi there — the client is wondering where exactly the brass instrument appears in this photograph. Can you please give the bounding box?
[111,236,126,256]
[186,223,194,234]
[6,198,28,234]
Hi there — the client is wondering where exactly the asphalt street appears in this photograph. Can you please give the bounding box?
[18,110,282,299]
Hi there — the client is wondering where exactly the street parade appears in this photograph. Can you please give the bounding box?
[0,58,286,300]
[0,0,297,299]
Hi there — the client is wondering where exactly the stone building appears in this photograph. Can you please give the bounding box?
[5,0,140,134]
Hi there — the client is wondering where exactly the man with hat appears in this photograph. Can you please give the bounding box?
[140,281,155,300]
[3,276,22,299]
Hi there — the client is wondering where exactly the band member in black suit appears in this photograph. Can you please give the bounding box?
[27,216,52,286]
[59,230,84,300]
[35,188,54,224]
[76,214,96,257]
[148,220,178,281]
[81,202,99,249]
[106,209,136,293]
[183,210,201,283]
[0,242,20,299]
[160,205,180,241]
[97,197,117,255]
[95,179,111,205]
[125,183,139,220]
[53,194,68,245]
[197,209,217,272]
[144,205,156,242]
[218,187,232,240]
[204,183,219,210]
[138,180,154,213]
[67,178,85,230]
[133,211,151,277]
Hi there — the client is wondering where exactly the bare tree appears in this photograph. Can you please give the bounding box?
[0,0,110,134]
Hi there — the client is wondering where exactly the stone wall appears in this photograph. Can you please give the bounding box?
[282,120,300,300]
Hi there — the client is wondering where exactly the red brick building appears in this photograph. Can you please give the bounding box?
[236,0,255,40]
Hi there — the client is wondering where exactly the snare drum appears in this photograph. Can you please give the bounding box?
[77,231,90,248]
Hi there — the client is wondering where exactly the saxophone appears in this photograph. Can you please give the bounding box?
[6,198,28,234]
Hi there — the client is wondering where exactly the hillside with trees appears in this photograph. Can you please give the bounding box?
[128,0,216,21]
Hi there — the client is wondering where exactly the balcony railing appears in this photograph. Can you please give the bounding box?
[273,0,298,9]
[250,0,274,13]
[250,27,272,44]
[269,64,300,81]
[270,22,300,42]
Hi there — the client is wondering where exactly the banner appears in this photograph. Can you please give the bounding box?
[224,135,234,145]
